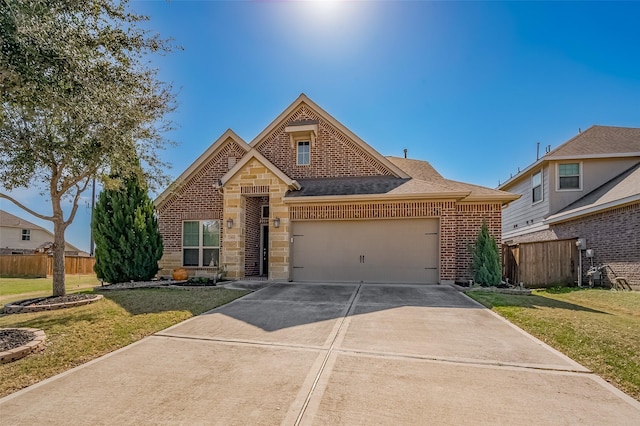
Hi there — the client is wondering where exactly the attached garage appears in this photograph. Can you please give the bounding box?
[291,218,439,284]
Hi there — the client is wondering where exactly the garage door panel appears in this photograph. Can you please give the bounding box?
[292,219,439,284]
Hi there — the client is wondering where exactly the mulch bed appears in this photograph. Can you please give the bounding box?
[3,294,103,314]
[0,329,34,352]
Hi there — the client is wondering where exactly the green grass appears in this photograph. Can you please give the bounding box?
[0,286,249,398]
[0,275,100,305]
[467,288,640,401]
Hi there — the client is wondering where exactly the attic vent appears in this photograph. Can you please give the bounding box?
[228,157,236,169]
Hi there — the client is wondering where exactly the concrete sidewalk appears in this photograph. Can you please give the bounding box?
[1,283,639,425]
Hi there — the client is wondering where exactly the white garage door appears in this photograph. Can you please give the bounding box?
[291,219,439,283]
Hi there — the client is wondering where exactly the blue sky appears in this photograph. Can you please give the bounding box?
[2,0,639,252]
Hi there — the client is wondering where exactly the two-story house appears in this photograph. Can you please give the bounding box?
[499,126,640,288]
[155,94,518,284]
[0,209,86,256]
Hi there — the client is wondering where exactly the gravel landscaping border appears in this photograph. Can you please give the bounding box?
[0,328,46,364]
[3,294,104,314]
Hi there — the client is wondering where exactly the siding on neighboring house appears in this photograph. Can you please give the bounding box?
[548,158,640,214]
[501,165,550,236]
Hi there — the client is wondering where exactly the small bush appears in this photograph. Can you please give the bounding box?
[471,220,501,286]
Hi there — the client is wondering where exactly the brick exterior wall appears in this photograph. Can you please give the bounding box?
[454,203,503,281]
[508,202,639,287]
[255,103,396,179]
[156,139,247,273]
[244,196,268,276]
[155,104,505,283]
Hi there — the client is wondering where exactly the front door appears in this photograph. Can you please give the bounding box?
[260,225,269,276]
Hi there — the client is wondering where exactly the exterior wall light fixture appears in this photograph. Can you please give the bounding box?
[226,218,234,229]
[273,217,280,228]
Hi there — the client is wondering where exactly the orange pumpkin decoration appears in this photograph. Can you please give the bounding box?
[172,268,188,281]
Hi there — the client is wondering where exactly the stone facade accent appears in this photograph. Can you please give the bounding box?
[508,202,639,287]
[223,158,292,280]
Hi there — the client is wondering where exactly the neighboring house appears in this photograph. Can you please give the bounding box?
[155,94,517,284]
[0,209,88,256]
[499,125,640,287]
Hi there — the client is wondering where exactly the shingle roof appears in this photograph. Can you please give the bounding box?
[0,210,45,230]
[286,176,410,197]
[547,161,640,223]
[387,157,517,200]
[386,157,443,181]
[547,125,640,158]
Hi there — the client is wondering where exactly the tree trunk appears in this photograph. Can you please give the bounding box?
[52,218,66,296]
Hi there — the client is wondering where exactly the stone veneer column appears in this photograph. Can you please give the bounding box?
[222,158,291,280]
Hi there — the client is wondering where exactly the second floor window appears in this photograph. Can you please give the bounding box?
[532,171,542,203]
[558,163,581,190]
[297,141,310,165]
[21,229,30,241]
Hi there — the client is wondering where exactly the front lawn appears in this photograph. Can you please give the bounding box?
[0,275,99,305]
[0,287,249,398]
[467,288,640,401]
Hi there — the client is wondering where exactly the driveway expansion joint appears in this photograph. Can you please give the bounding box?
[152,332,327,352]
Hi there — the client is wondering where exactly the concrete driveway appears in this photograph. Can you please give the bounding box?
[1,283,639,425]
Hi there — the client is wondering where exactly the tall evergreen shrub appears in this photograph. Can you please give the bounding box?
[471,220,501,286]
[92,175,163,283]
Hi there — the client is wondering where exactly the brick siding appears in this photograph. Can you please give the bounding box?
[255,103,396,179]
[156,139,247,271]
[508,202,639,287]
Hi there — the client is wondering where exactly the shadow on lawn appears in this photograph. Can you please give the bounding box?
[100,288,248,316]
[471,292,609,315]
[0,312,102,329]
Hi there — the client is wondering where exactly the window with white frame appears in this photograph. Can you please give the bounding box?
[532,170,543,203]
[558,163,581,190]
[183,220,220,267]
[21,229,30,241]
[297,141,310,165]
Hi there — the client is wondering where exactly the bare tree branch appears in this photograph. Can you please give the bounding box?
[0,192,54,221]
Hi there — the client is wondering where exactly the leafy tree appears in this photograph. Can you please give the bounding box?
[92,173,163,283]
[471,220,502,286]
[0,0,175,295]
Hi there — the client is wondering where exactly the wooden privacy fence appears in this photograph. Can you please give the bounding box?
[0,255,95,277]
[503,239,578,288]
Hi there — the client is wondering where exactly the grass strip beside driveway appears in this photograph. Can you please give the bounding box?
[467,288,640,401]
[0,287,249,398]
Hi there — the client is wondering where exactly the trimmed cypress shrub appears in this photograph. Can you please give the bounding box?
[471,220,501,286]
[92,175,163,283]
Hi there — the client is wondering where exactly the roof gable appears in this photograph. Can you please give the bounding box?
[220,149,300,190]
[250,94,410,179]
[155,129,250,208]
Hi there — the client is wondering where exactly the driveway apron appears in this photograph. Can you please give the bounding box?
[1,283,639,425]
